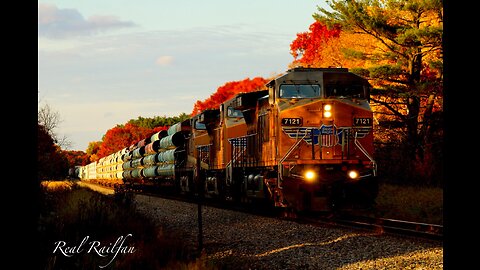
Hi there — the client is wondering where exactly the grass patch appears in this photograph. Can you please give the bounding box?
[38,181,217,270]
[374,183,443,225]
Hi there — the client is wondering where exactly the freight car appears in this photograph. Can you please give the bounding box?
[77,67,378,212]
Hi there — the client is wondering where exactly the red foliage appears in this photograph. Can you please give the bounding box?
[290,21,341,65]
[63,150,90,166]
[191,77,268,116]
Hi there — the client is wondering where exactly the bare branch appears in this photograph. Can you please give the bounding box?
[370,96,407,121]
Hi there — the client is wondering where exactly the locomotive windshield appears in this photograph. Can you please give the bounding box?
[279,84,321,99]
[325,84,366,99]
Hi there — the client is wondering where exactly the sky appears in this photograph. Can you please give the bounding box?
[38,0,329,151]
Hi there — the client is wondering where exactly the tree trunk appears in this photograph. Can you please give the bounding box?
[405,50,423,160]
[417,94,436,161]
[405,95,420,160]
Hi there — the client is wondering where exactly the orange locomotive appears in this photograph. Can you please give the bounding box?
[78,67,378,212]
[176,67,378,211]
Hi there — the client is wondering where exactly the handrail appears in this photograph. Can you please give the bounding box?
[354,131,377,176]
[277,129,310,187]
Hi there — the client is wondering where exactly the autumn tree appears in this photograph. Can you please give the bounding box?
[312,0,443,184]
[86,141,102,162]
[290,20,384,69]
[290,21,341,67]
[191,77,269,115]
[62,150,90,167]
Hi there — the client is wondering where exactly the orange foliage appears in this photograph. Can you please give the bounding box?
[191,77,269,116]
[290,21,384,70]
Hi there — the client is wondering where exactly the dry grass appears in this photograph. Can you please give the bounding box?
[374,183,443,225]
[40,180,75,191]
[38,182,217,270]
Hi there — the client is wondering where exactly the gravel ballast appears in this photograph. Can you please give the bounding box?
[133,194,443,269]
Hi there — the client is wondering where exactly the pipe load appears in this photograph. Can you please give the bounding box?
[159,132,185,149]
[136,138,146,148]
[131,158,142,168]
[122,170,132,179]
[144,140,161,155]
[141,166,158,178]
[131,168,142,178]
[156,164,175,176]
[140,148,177,166]
[150,130,168,142]
[136,137,152,148]
[121,152,132,162]
[158,149,176,163]
[119,147,128,155]
[98,157,105,165]
[142,153,160,166]
[167,123,181,136]
[128,144,136,152]
[132,146,146,159]
[122,161,133,170]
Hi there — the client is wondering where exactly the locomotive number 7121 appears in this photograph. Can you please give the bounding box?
[353,118,372,126]
[282,118,303,126]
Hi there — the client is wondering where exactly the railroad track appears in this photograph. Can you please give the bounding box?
[82,180,443,242]
[335,215,443,240]
[292,212,443,242]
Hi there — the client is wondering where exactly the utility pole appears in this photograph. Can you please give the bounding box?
[195,155,204,252]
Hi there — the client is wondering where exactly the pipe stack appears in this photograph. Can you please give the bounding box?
[122,125,185,181]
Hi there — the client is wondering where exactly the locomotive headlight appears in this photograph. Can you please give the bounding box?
[323,104,332,118]
[348,170,359,179]
[304,170,316,182]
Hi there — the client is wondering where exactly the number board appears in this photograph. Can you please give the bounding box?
[353,118,373,126]
[281,118,303,126]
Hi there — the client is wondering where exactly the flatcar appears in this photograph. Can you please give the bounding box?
[77,67,378,212]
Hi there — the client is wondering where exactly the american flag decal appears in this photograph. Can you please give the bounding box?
[282,125,371,147]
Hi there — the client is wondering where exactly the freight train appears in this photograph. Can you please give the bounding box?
[76,67,378,212]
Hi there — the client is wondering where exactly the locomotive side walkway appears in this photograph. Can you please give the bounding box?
[133,194,443,270]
